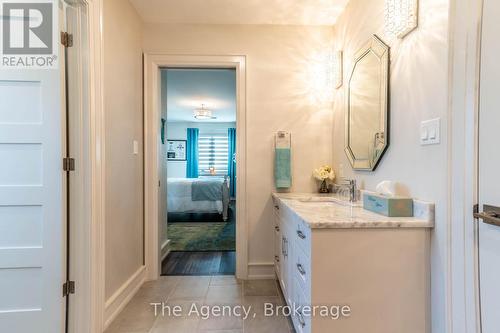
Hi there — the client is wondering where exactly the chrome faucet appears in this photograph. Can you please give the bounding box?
[338,178,358,203]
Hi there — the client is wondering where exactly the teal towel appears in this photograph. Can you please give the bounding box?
[275,148,291,188]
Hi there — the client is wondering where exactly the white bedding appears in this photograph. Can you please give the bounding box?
[167,178,229,219]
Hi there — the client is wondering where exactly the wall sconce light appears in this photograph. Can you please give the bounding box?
[385,0,418,38]
[333,50,343,89]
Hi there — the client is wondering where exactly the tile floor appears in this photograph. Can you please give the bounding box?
[104,276,294,333]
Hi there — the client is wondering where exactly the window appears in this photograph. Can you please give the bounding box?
[198,133,228,176]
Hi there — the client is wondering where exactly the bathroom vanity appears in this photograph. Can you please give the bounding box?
[272,193,434,333]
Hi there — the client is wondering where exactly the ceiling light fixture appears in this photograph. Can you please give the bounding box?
[193,104,216,120]
[385,0,418,38]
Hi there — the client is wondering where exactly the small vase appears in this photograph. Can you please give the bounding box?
[319,180,329,193]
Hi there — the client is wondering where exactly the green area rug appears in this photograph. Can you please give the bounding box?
[167,221,235,251]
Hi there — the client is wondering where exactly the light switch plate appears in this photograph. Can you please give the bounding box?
[133,140,139,154]
[420,118,440,145]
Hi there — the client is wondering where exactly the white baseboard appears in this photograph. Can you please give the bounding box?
[104,265,146,329]
[161,239,171,262]
[247,262,275,280]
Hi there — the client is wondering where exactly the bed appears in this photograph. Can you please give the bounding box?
[167,177,230,220]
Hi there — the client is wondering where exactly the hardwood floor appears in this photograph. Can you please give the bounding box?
[162,251,235,276]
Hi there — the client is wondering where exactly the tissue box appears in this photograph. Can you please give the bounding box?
[363,192,413,217]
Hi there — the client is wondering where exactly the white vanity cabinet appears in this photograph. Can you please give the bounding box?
[274,199,312,333]
[273,204,281,281]
[274,201,294,306]
[273,194,433,333]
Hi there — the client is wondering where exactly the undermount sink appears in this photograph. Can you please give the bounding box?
[296,196,362,207]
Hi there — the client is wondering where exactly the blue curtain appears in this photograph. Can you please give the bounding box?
[228,128,236,197]
[186,128,199,178]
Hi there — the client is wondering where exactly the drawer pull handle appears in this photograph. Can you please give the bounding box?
[297,263,306,276]
[297,310,306,327]
[275,226,280,232]
[274,205,280,210]
[275,255,280,262]
[297,230,306,239]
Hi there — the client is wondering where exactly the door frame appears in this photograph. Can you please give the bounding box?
[62,0,106,332]
[86,0,106,331]
[448,0,483,331]
[143,54,248,280]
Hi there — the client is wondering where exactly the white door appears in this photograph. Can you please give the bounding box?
[477,0,500,331]
[0,10,65,333]
[63,2,90,332]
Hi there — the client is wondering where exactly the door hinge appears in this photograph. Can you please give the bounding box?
[63,157,75,171]
[63,281,75,297]
[61,32,73,47]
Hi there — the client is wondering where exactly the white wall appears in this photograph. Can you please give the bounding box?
[331,0,450,331]
[164,122,236,178]
[144,24,334,277]
[103,0,144,300]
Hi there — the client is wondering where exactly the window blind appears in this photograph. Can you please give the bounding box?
[198,133,229,176]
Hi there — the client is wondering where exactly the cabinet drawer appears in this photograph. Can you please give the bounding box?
[278,217,289,300]
[274,226,281,276]
[273,198,281,220]
[293,246,311,297]
[273,220,280,232]
[274,254,280,277]
[294,219,311,257]
[292,275,311,333]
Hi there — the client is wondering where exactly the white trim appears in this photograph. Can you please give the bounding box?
[247,262,275,280]
[88,0,106,332]
[161,239,171,262]
[103,266,146,330]
[448,0,483,331]
[62,0,106,332]
[59,0,105,332]
[144,54,248,281]
[248,261,274,266]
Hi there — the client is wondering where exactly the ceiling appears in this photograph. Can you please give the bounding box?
[129,0,349,26]
[163,68,236,123]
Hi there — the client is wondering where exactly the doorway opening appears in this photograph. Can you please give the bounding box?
[160,68,237,276]
[144,54,247,282]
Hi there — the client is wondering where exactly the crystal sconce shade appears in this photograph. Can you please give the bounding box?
[333,50,343,89]
[385,0,418,38]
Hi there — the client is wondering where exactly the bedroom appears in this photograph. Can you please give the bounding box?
[161,68,237,276]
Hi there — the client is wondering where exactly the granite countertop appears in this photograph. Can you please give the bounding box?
[272,193,435,229]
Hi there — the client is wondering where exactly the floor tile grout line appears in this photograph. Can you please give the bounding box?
[122,276,289,333]
[149,276,182,333]
[196,275,212,331]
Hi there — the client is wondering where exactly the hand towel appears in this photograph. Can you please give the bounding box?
[275,148,291,188]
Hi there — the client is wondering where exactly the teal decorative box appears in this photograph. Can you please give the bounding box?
[363,191,413,217]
